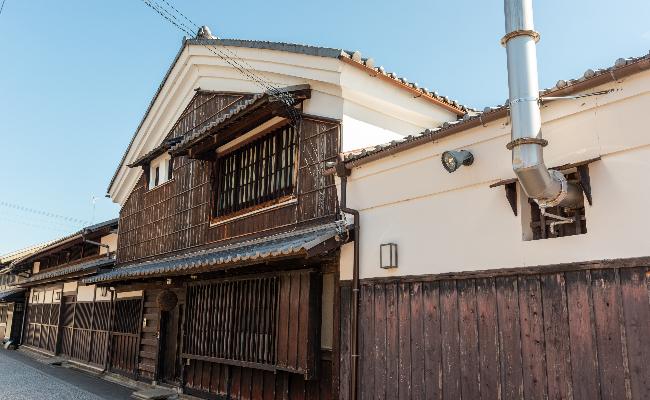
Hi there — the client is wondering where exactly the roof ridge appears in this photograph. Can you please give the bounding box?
[341,51,650,167]
[108,37,471,194]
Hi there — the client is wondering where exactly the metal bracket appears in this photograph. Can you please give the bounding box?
[576,164,593,206]
[505,182,518,216]
[506,137,548,150]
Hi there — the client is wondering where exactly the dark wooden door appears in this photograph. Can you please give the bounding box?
[109,298,143,378]
[159,303,183,384]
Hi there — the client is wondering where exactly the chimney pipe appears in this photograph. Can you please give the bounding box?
[503,0,582,208]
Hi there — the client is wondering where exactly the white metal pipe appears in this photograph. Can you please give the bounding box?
[503,0,582,208]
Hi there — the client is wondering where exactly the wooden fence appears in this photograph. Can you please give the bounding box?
[339,264,650,400]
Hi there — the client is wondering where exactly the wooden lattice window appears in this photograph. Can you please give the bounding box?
[184,276,279,365]
[112,299,141,334]
[183,270,321,378]
[214,124,297,218]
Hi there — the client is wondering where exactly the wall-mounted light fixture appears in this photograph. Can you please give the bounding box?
[54,291,61,301]
[100,287,109,297]
[380,243,398,269]
[441,150,474,173]
[166,278,173,285]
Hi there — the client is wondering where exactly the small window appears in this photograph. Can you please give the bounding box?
[213,124,297,217]
[148,153,173,189]
[523,172,587,240]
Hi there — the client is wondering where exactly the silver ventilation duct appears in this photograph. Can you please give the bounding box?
[503,0,582,208]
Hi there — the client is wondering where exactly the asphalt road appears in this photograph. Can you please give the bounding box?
[0,349,134,400]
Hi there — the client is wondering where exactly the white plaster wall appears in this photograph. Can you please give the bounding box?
[63,281,78,294]
[340,70,650,280]
[100,233,118,255]
[77,285,95,302]
[110,45,459,205]
[95,286,111,302]
[116,290,142,299]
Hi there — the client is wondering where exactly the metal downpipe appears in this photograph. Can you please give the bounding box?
[503,0,582,208]
[336,164,360,400]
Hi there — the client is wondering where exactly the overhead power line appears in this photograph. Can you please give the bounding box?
[0,0,7,17]
[139,0,302,124]
[0,201,90,226]
[138,0,325,216]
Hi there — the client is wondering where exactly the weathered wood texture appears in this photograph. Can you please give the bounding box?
[109,297,143,378]
[58,297,112,367]
[183,358,333,400]
[339,265,650,400]
[23,303,59,354]
[183,269,321,379]
[117,92,339,265]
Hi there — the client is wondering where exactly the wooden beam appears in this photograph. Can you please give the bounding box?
[490,157,601,188]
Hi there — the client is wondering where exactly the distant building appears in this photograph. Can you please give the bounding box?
[9,219,117,367]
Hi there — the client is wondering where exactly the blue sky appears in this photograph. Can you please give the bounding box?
[0,0,648,254]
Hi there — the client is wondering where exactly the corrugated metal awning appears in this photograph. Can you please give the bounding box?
[83,223,346,285]
[21,256,115,286]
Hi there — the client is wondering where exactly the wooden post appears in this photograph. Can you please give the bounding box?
[54,283,65,356]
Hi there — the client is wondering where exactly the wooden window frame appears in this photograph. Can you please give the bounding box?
[211,123,299,222]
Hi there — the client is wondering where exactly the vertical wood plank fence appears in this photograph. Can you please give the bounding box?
[340,264,650,400]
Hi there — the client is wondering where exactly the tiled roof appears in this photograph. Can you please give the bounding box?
[0,286,25,301]
[128,136,182,168]
[108,36,470,193]
[168,91,267,155]
[83,222,347,284]
[0,241,57,265]
[340,51,650,168]
[21,256,115,286]
[168,84,310,155]
[9,218,118,269]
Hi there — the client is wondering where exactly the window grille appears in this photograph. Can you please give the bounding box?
[214,125,297,217]
[184,276,279,365]
[529,173,587,239]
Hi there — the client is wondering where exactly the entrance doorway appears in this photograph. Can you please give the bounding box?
[159,301,183,385]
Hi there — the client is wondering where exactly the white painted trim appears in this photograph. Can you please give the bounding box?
[217,117,288,155]
[209,197,298,227]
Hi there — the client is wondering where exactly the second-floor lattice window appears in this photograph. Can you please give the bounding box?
[214,124,297,217]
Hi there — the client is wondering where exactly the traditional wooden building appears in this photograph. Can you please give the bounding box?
[94,27,467,399]
[9,219,119,370]
[332,51,650,399]
[0,242,55,344]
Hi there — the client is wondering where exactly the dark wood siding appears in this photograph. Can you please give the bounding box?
[182,269,321,378]
[109,297,143,378]
[117,106,339,265]
[339,263,650,400]
[59,296,112,367]
[23,302,59,354]
[183,359,333,400]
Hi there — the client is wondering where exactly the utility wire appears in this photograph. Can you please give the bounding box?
[0,201,90,226]
[140,0,301,124]
[139,0,324,214]
[0,0,7,17]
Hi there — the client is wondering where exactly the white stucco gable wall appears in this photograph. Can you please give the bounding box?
[109,41,465,206]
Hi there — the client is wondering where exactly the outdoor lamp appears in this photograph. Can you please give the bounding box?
[441,150,474,173]
[380,243,398,269]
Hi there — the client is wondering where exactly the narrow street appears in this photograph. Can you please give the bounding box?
[0,349,134,400]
